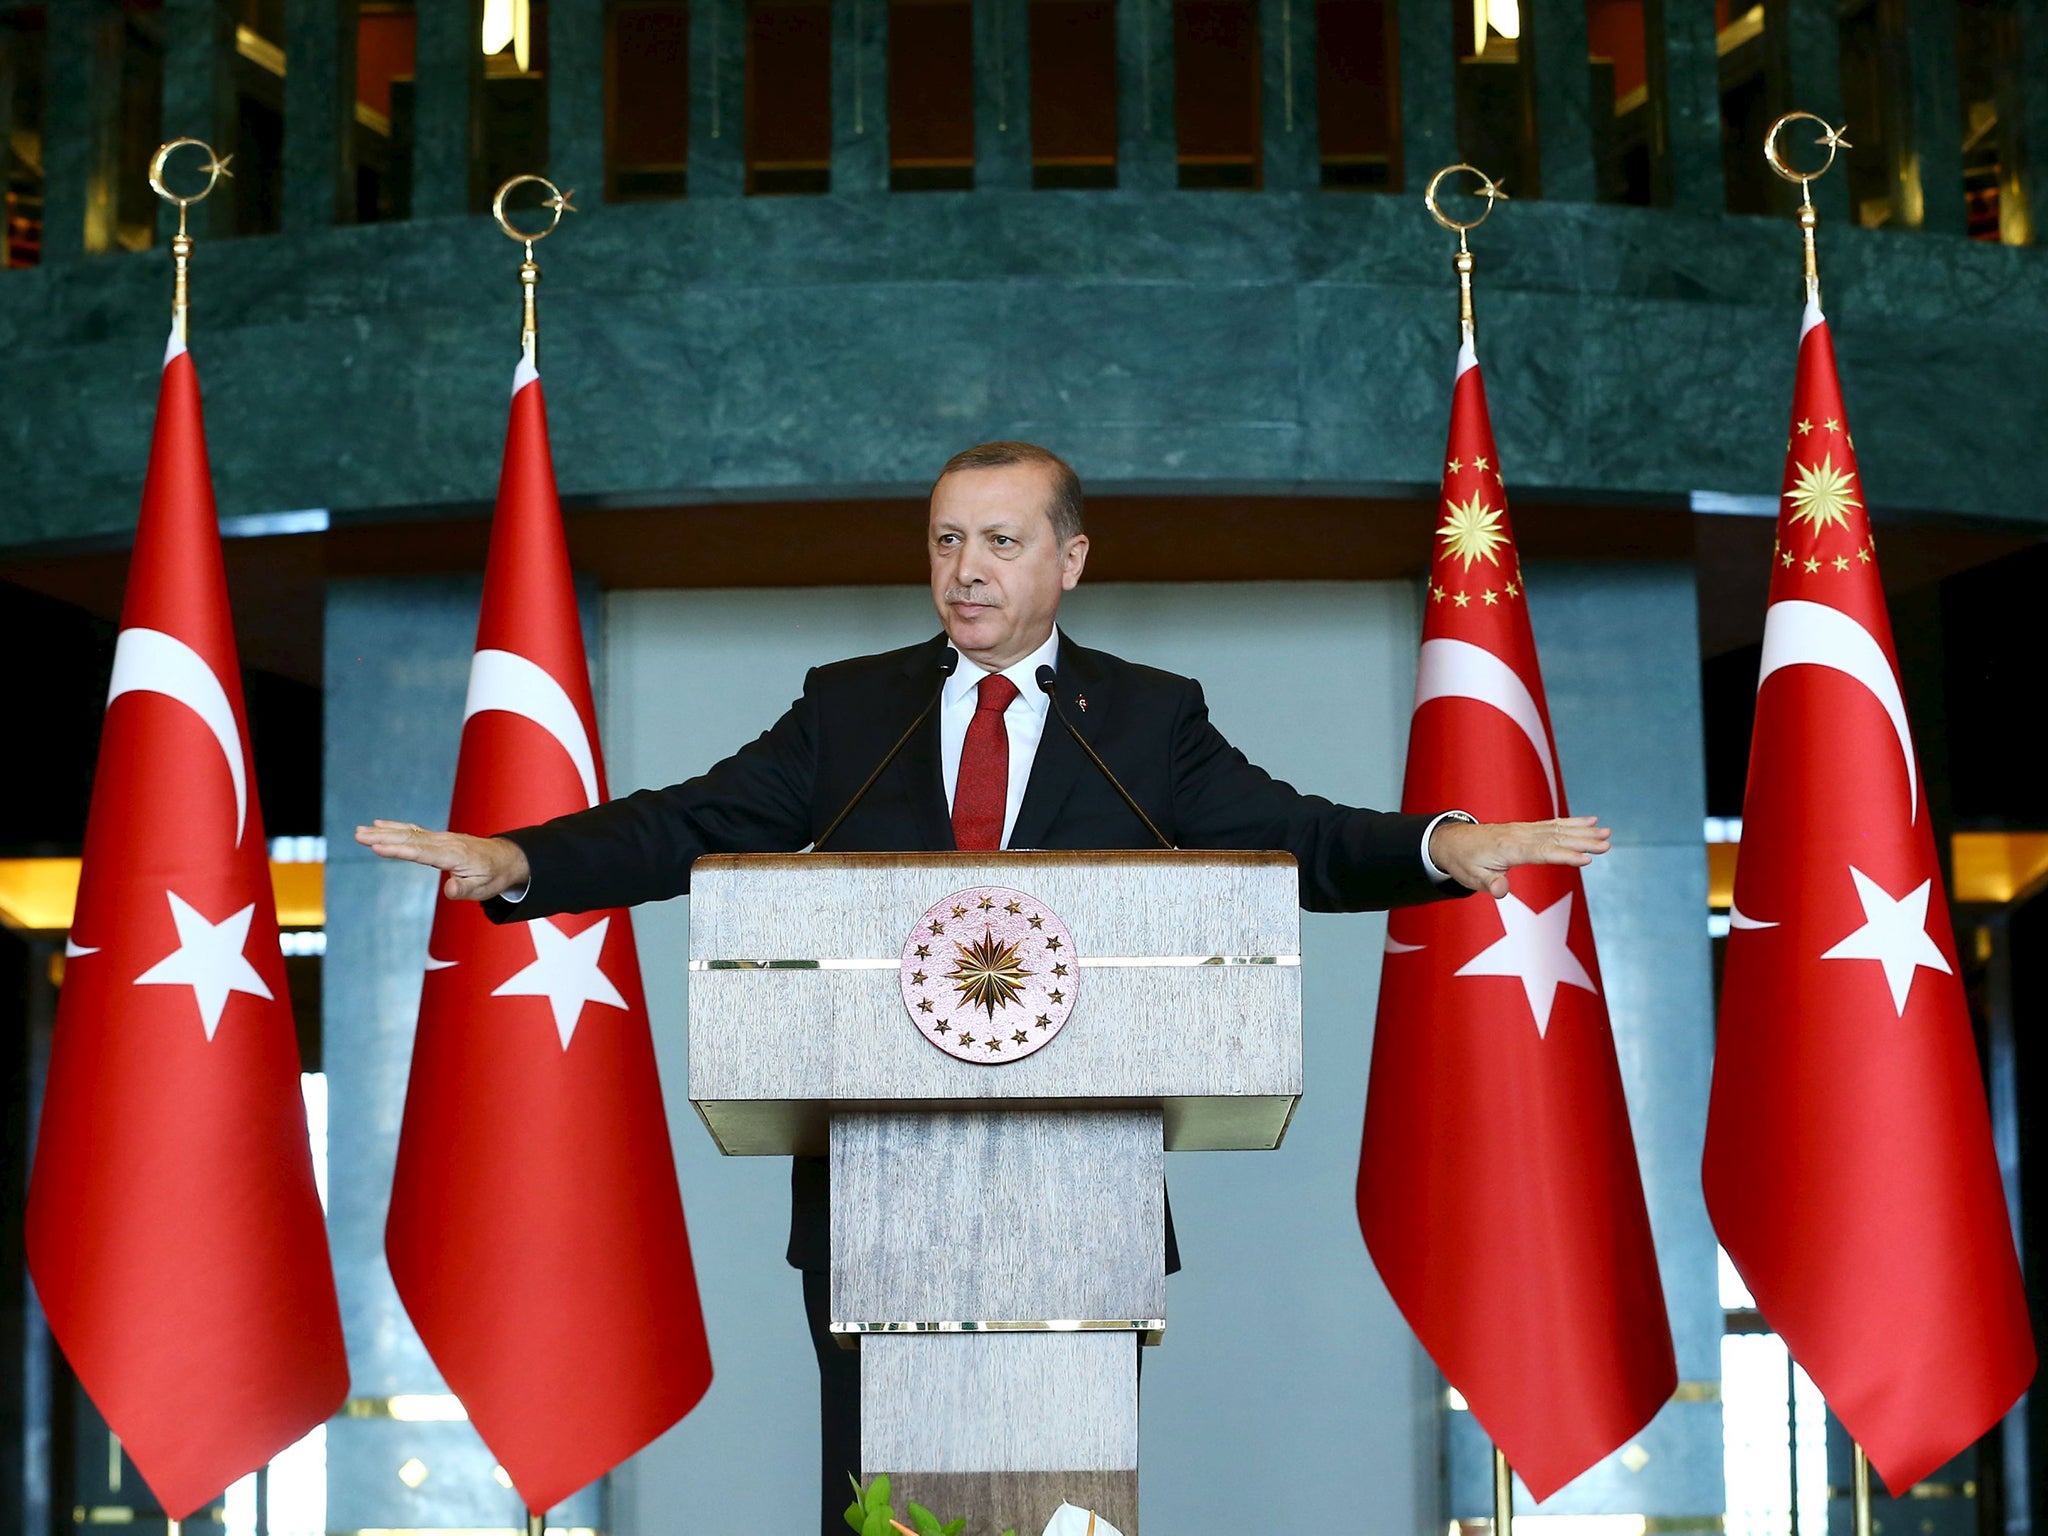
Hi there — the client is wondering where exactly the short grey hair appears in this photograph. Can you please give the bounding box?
[934,441,1086,543]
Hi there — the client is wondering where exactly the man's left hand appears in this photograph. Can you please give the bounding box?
[1430,814,1612,898]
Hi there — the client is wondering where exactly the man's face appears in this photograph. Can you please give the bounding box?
[927,462,1089,671]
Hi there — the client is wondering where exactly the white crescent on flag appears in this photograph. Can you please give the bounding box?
[462,648,601,810]
[106,626,250,845]
[1413,637,1561,817]
[1756,598,1917,822]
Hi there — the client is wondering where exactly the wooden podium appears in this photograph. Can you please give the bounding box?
[688,851,1303,1535]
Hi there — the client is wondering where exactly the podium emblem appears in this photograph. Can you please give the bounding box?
[900,886,1078,1063]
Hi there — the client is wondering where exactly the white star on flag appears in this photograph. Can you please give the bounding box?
[492,915,628,1048]
[1820,866,1952,1016]
[133,891,274,1041]
[1455,891,1599,1038]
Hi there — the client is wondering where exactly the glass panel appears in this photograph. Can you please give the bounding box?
[1454,0,1534,196]
[1956,0,2028,244]
[232,0,285,235]
[747,0,831,194]
[1716,0,1782,216]
[1837,0,1914,228]
[1174,0,1260,189]
[890,0,974,190]
[1029,0,1116,188]
[355,2,416,222]
[608,1,689,200]
[1723,1331,1795,1536]
[1315,0,1397,191]
[476,0,550,212]
[1,7,46,268]
[1586,0,1655,204]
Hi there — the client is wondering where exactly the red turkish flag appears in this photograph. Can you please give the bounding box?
[384,361,713,1514]
[1357,340,1675,1500]
[1702,302,2033,1490]
[24,335,347,1519]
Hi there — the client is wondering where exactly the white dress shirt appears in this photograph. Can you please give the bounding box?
[940,629,1059,851]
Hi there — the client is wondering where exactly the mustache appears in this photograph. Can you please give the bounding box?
[943,588,1000,607]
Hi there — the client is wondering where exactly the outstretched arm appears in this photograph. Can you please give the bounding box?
[1428,814,1612,898]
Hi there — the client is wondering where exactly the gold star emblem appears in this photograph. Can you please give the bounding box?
[1505,580,1520,598]
[1452,592,1470,608]
[1052,963,1068,977]
[948,928,1035,1017]
[1004,900,1023,915]
[911,970,927,985]
[1824,417,1842,433]
[929,920,945,936]
[1473,455,1491,473]
[1048,989,1064,1004]
[951,904,967,918]
[957,1032,975,1048]
[917,998,934,1012]
[1446,457,1463,474]
[1833,556,1850,571]
[1857,546,1871,563]
[1044,935,1062,950]
[1437,493,1508,569]
[977,896,994,911]
[1027,914,1043,929]
[1481,589,1498,606]
[1780,551,1794,567]
[1803,557,1821,573]
[1035,1014,1052,1029]
[934,1020,949,1033]
[1012,1030,1028,1045]
[984,1036,1003,1053]
[1431,584,1446,603]
[1796,418,1814,435]
[1786,454,1861,535]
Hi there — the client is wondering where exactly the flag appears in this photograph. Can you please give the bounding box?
[24,333,347,1519]
[1357,337,1675,1500]
[1702,300,2033,1490]
[384,356,713,1514]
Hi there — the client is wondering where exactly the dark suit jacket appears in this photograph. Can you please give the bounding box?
[489,630,1466,1267]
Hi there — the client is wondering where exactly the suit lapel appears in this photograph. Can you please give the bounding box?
[1009,632,1105,850]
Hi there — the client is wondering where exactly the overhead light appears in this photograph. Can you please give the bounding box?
[1474,0,1520,43]
[481,0,531,72]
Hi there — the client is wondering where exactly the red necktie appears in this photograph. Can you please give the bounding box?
[952,672,1020,850]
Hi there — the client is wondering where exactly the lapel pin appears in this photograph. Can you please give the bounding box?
[1075,695,1089,712]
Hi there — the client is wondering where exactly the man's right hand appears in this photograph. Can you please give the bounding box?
[354,820,531,902]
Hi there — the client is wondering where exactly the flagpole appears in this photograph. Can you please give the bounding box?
[1493,1445,1514,1536]
[1422,162,1507,348]
[528,1511,544,1536]
[146,138,232,346]
[491,174,578,369]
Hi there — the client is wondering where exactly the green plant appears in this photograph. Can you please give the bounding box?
[844,1474,1017,1536]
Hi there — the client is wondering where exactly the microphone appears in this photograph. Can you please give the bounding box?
[1035,665,1171,850]
[814,647,959,851]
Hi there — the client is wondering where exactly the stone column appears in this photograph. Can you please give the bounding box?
[1445,563,1727,1524]
[322,578,605,1532]
[1394,0,1454,195]
[412,0,480,217]
[549,0,605,206]
[1527,0,1593,201]
[1646,0,1725,214]
[974,0,1031,190]
[37,1,112,262]
[1778,0,1847,225]
[1257,0,1316,191]
[160,0,240,238]
[1900,0,1964,236]
[1116,0,1175,190]
[688,0,748,198]
[283,0,359,232]
[832,0,890,192]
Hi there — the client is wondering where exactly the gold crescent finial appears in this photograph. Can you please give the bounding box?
[1763,112,1849,307]
[148,138,233,346]
[1423,164,1506,346]
[492,174,577,369]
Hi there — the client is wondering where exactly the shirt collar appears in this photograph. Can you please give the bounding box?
[945,628,1060,714]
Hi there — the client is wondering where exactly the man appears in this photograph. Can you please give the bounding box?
[360,441,1609,1531]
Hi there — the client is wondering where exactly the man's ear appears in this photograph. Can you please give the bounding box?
[1061,534,1091,590]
